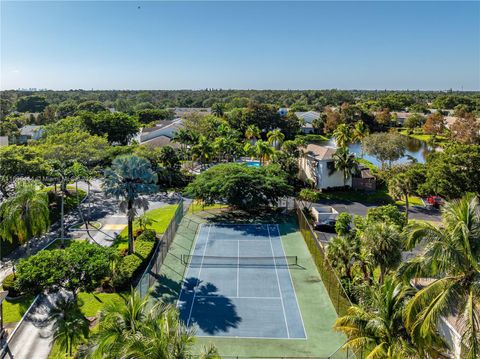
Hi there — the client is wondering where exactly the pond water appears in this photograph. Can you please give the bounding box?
[317,136,432,168]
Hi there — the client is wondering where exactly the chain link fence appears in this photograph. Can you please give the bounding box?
[294,199,362,359]
[136,198,187,298]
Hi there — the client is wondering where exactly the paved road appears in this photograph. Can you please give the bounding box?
[311,198,441,243]
[1,180,182,359]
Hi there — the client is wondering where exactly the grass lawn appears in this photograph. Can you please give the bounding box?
[398,129,448,145]
[115,204,179,250]
[77,292,126,317]
[3,295,35,324]
[189,201,229,214]
[395,195,424,207]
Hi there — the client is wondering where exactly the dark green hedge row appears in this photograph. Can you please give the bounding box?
[113,230,157,289]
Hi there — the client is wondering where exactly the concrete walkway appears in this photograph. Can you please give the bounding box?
[1,181,182,359]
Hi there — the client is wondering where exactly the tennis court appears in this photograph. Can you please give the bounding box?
[177,223,306,339]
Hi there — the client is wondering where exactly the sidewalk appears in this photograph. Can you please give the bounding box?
[1,185,181,359]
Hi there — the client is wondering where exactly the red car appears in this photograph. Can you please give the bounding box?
[425,196,443,209]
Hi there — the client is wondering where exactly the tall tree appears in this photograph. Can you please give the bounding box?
[362,133,407,169]
[0,180,50,256]
[89,289,218,359]
[50,297,90,357]
[191,136,214,169]
[398,194,480,358]
[362,222,403,284]
[267,128,285,150]
[254,140,275,165]
[245,124,261,143]
[333,123,352,148]
[334,277,445,358]
[103,155,157,254]
[352,120,369,143]
[332,147,358,187]
[422,112,445,136]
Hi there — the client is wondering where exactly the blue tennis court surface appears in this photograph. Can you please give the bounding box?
[177,223,306,339]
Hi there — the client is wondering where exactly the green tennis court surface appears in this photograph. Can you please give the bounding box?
[178,223,306,339]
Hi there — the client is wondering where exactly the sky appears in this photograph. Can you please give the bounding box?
[1,1,479,90]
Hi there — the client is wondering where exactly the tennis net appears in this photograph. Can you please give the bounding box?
[181,254,298,267]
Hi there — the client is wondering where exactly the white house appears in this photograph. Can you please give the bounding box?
[298,144,351,189]
[295,111,320,134]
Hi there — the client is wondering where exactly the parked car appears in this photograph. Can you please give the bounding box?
[425,196,443,209]
[314,219,337,233]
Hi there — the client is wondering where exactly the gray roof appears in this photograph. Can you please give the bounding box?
[295,111,320,123]
[20,125,42,136]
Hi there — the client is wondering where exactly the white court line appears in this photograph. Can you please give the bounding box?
[196,334,307,341]
[186,224,212,327]
[195,295,281,300]
[267,225,290,339]
[274,224,308,340]
[176,223,203,308]
[237,240,240,297]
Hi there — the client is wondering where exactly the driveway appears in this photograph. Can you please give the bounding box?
[311,198,441,244]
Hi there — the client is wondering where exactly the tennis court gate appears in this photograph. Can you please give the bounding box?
[136,198,187,298]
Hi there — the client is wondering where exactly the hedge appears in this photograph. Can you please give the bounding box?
[113,230,157,289]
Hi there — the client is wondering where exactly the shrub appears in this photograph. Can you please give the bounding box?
[133,228,144,239]
[15,241,113,295]
[113,236,157,290]
[136,229,156,242]
[2,273,21,297]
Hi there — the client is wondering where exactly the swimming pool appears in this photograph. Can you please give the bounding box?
[245,161,261,167]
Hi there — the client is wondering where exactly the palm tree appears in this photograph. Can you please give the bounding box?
[334,277,443,358]
[254,140,275,165]
[388,172,414,223]
[267,128,285,150]
[50,296,90,357]
[352,120,369,143]
[0,180,49,256]
[211,103,225,118]
[245,124,261,143]
[191,136,214,169]
[332,147,358,187]
[362,222,403,284]
[137,213,156,232]
[333,123,352,148]
[326,235,356,280]
[398,194,480,358]
[103,155,157,254]
[89,289,218,359]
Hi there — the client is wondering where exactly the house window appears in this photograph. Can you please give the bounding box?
[326,161,335,171]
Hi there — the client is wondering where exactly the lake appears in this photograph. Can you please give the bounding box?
[317,136,432,168]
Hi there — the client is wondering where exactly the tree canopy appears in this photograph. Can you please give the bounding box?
[185,163,292,211]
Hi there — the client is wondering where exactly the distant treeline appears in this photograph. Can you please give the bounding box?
[1,89,480,118]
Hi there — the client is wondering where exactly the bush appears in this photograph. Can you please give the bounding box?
[2,273,21,297]
[137,229,156,242]
[15,241,113,295]
[113,236,157,290]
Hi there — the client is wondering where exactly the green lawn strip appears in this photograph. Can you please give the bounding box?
[196,218,347,357]
[147,213,205,304]
[398,130,448,145]
[190,202,229,214]
[395,195,424,207]
[77,292,126,317]
[3,295,35,324]
[114,204,179,250]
